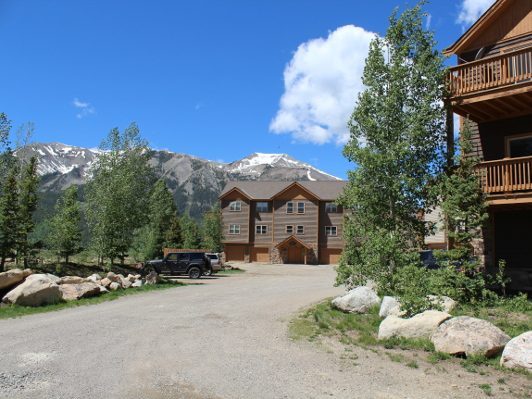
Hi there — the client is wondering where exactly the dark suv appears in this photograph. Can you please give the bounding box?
[144,252,211,279]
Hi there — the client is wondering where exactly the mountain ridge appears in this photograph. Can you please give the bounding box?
[14,142,341,220]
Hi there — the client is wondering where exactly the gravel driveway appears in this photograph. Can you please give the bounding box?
[0,264,519,399]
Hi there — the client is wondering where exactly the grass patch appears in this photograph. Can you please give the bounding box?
[0,282,183,320]
[452,302,531,338]
[218,268,245,274]
[479,383,493,396]
[427,351,452,364]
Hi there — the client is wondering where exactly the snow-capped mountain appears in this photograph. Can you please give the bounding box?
[15,143,340,220]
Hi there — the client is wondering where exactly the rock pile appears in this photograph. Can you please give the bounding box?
[0,268,149,307]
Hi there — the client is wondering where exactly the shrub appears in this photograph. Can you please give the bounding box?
[392,263,433,317]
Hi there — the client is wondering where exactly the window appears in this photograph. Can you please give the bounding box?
[286,225,294,234]
[296,225,304,235]
[256,225,268,235]
[190,253,204,260]
[256,202,269,212]
[297,202,305,214]
[325,202,338,213]
[286,202,294,214]
[167,253,178,261]
[325,226,337,236]
[229,224,240,234]
[506,134,532,158]
[229,201,242,212]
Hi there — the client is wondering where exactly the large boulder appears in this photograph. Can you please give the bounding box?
[106,272,117,281]
[100,278,112,288]
[432,316,510,357]
[58,276,85,285]
[117,275,132,289]
[0,269,25,290]
[59,282,101,301]
[500,331,532,370]
[379,296,404,318]
[427,295,457,313]
[109,282,121,291]
[145,271,161,285]
[131,280,143,288]
[332,286,380,314]
[2,274,62,306]
[86,274,102,284]
[378,310,451,340]
[32,273,61,284]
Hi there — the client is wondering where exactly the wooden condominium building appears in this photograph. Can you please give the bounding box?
[445,0,532,290]
[219,181,347,264]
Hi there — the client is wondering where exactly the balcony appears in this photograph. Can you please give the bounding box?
[447,46,532,122]
[477,156,532,196]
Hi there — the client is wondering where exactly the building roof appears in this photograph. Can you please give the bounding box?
[444,0,514,56]
[219,180,347,201]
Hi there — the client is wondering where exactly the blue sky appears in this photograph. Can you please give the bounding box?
[0,0,492,179]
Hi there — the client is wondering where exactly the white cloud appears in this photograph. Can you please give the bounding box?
[457,0,495,26]
[73,98,95,119]
[269,25,376,145]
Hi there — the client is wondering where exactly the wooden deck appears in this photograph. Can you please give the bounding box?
[448,46,532,97]
[477,155,532,194]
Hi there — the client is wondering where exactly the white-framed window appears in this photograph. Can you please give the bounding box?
[286,225,294,234]
[286,202,294,214]
[229,201,242,212]
[325,226,337,237]
[228,224,240,234]
[256,225,268,235]
[325,202,338,213]
[296,225,304,235]
[297,202,305,214]
[256,202,269,213]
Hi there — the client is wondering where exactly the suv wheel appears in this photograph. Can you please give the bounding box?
[188,266,201,279]
[203,268,213,277]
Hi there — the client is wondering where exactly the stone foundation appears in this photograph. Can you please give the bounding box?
[271,247,282,264]
[306,244,318,265]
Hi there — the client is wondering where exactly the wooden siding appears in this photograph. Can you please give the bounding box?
[273,198,319,246]
[221,192,250,243]
[318,203,344,249]
[459,1,532,56]
[250,201,273,244]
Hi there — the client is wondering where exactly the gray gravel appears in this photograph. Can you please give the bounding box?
[0,264,519,399]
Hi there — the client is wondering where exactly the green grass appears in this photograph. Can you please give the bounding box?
[452,301,532,338]
[0,282,183,320]
[290,299,532,377]
[479,383,493,396]
[218,268,246,274]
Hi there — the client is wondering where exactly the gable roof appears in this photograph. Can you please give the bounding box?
[219,180,347,201]
[444,0,515,56]
[275,234,312,249]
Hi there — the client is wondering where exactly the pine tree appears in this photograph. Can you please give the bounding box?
[164,214,182,249]
[17,156,39,266]
[438,120,487,255]
[337,3,446,292]
[0,164,19,270]
[180,213,201,249]
[202,204,223,252]
[49,186,82,263]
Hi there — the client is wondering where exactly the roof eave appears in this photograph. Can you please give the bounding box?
[443,0,510,56]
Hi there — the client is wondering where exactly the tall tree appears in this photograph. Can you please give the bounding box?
[337,3,446,292]
[85,123,155,266]
[0,164,19,270]
[202,204,223,252]
[49,186,83,263]
[134,180,180,260]
[17,156,39,266]
[180,212,201,249]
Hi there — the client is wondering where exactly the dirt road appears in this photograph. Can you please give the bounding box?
[0,264,516,398]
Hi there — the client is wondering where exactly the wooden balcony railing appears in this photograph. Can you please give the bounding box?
[477,156,532,194]
[448,46,532,97]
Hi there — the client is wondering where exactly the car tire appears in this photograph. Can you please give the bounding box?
[203,268,213,277]
[188,266,201,279]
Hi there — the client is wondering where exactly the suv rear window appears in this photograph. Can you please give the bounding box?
[207,254,218,260]
[190,253,205,260]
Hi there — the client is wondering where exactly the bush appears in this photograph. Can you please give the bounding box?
[392,263,433,317]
